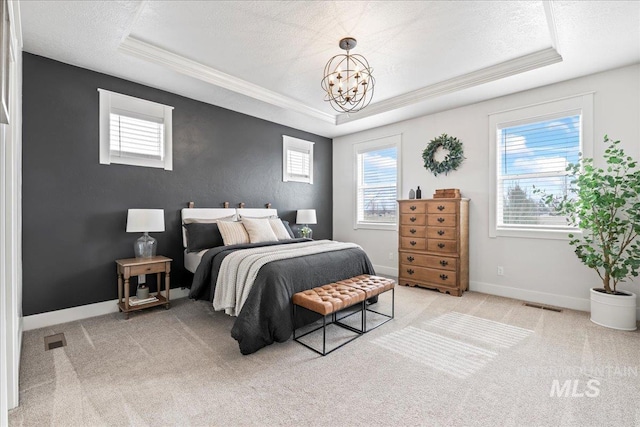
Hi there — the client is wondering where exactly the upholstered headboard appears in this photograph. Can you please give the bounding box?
[180,207,279,248]
[236,208,278,219]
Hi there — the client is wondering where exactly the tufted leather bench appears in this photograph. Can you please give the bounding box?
[292,275,395,355]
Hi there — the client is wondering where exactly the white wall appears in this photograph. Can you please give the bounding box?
[333,64,640,315]
[1,1,23,424]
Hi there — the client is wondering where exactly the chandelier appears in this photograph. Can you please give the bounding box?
[321,37,375,113]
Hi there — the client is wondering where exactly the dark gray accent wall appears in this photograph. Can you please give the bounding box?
[22,53,332,316]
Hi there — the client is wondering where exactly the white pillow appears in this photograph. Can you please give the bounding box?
[217,221,250,245]
[242,218,278,243]
[268,218,292,240]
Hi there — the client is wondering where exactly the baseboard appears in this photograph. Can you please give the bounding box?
[23,288,191,331]
[373,264,398,277]
[471,281,640,321]
[470,280,592,313]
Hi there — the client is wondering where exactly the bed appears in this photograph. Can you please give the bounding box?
[181,207,375,354]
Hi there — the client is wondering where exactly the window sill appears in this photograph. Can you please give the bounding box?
[491,227,581,240]
[354,223,398,231]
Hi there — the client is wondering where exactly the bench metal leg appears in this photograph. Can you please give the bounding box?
[364,288,395,332]
[322,315,326,355]
[292,304,363,356]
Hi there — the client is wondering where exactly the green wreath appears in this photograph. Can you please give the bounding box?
[422,133,465,176]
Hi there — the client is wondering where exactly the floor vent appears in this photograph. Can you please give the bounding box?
[44,333,67,351]
[523,302,563,313]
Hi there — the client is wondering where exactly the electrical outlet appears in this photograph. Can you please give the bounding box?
[497,266,504,276]
[138,274,146,284]
[388,252,394,260]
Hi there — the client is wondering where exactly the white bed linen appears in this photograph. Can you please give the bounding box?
[184,249,207,273]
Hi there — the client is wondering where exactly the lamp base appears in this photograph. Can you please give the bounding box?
[134,232,157,258]
[299,225,313,239]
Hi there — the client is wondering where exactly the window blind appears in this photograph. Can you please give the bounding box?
[357,146,398,224]
[109,113,164,161]
[286,147,310,179]
[497,115,580,228]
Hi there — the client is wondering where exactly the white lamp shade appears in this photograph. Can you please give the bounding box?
[296,209,317,225]
[126,209,165,233]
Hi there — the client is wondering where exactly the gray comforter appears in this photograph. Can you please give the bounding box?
[189,239,375,354]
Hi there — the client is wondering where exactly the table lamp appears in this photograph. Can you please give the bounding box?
[126,209,165,258]
[296,209,317,239]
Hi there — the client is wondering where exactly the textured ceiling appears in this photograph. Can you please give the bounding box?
[19,1,640,137]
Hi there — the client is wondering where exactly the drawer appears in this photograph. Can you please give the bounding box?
[129,262,167,276]
[400,225,425,237]
[427,201,458,214]
[400,237,426,250]
[400,252,457,271]
[427,214,456,227]
[400,202,427,214]
[399,265,457,287]
[400,214,426,226]
[426,227,457,240]
[427,239,458,254]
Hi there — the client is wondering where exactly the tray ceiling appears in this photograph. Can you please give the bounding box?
[20,1,640,137]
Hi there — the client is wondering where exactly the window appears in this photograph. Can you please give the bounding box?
[98,89,173,170]
[354,134,401,230]
[283,135,313,184]
[489,93,593,239]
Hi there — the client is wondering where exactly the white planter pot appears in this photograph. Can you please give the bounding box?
[590,288,637,331]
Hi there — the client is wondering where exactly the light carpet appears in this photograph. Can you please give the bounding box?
[9,286,640,426]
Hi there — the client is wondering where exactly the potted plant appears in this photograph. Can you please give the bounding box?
[540,135,639,330]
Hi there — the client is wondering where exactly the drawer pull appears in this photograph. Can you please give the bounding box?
[437,205,445,211]
[439,274,448,281]
[437,230,445,236]
[410,205,417,211]
[407,269,415,275]
[410,216,417,222]
[410,240,417,246]
[437,243,445,249]
[437,217,445,223]
[440,260,449,267]
[146,267,152,271]
[410,228,417,234]
[407,256,415,262]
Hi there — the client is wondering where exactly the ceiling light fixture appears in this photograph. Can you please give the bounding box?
[321,37,375,114]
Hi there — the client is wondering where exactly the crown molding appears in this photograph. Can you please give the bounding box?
[119,36,336,124]
[120,36,561,128]
[336,47,563,125]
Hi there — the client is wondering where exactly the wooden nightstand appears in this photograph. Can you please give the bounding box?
[116,256,172,319]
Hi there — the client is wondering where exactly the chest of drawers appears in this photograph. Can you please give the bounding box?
[397,198,469,296]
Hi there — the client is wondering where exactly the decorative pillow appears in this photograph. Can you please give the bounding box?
[242,218,278,243]
[184,222,224,253]
[217,220,250,246]
[281,220,295,239]
[268,218,292,240]
[183,214,236,224]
